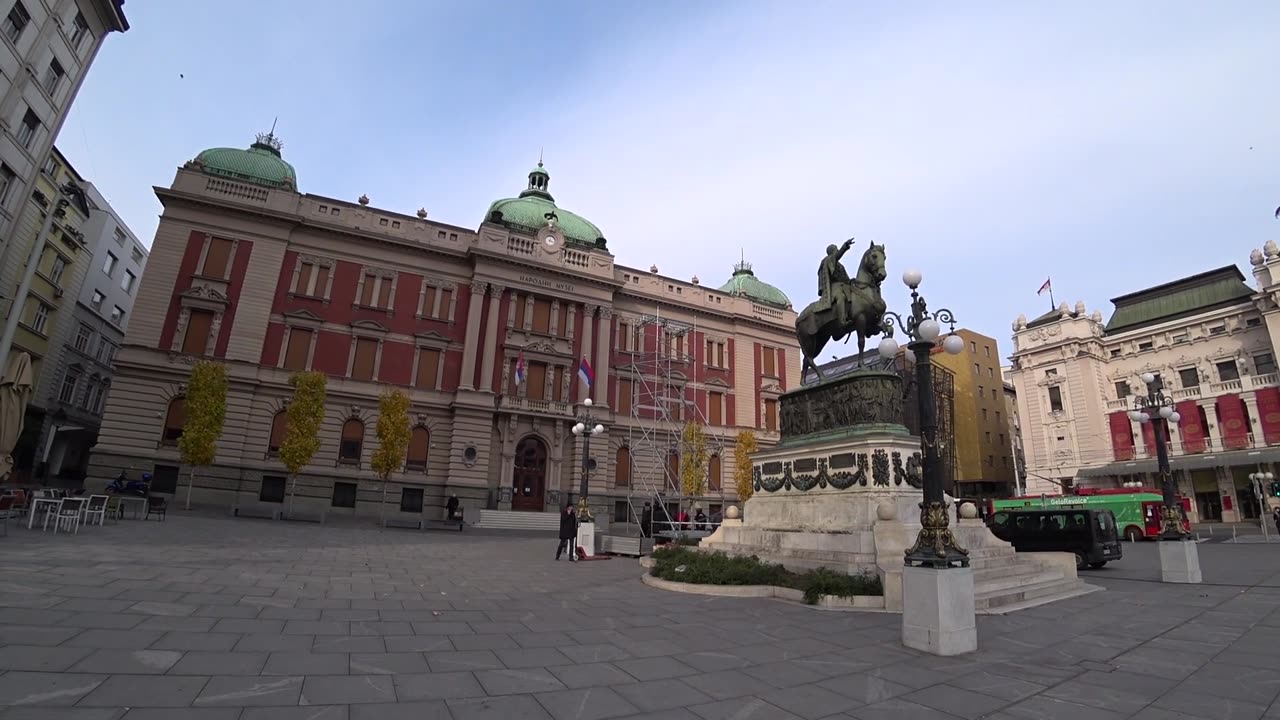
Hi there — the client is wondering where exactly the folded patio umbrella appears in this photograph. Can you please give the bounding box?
[0,352,33,482]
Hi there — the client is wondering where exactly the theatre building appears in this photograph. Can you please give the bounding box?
[88,132,800,524]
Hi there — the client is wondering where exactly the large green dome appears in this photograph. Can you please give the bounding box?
[192,132,297,190]
[485,163,607,250]
[719,261,791,309]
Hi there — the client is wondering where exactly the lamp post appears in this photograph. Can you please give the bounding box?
[570,397,605,523]
[1130,372,1201,582]
[877,268,968,568]
[1249,470,1274,543]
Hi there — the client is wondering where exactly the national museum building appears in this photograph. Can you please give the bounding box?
[88,132,801,523]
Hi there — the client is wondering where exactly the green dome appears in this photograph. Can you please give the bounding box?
[719,261,791,309]
[486,162,608,250]
[192,132,297,190]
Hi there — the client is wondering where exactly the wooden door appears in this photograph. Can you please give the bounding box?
[512,436,548,512]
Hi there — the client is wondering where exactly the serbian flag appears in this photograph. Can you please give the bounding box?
[578,356,595,388]
[514,351,527,386]
[1037,278,1052,296]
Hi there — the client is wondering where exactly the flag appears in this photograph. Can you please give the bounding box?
[514,352,527,386]
[578,356,595,388]
[1037,278,1052,296]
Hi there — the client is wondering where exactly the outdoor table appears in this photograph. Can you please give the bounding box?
[27,497,60,530]
[116,496,148,519]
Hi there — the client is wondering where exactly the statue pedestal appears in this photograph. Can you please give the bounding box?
[902,566,977,655]
[1159,539,1202,584]
[577,522,596,558]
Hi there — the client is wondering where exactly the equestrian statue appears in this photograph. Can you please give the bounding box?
[795,238,889,381]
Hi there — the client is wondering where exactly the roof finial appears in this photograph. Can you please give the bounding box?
[269,116,278,136]
[538,147,543,166]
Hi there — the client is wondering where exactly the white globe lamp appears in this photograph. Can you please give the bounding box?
[1159,406,1173,419]
[1140,372,1155,385]
[917,319,941,342]
[1168,411,1181,424]
[572,422,585,435]
[942,334,965,355]
[902,268,923,288]
[877,337,899,360]
[593,424,604,435]
[583,398,593,407]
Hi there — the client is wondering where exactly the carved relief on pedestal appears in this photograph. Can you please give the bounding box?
[501,357,512,395]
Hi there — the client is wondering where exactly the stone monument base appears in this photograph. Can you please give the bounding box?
[902,565,977,655]
[1159,539,1202,584]
[577,522,596,558]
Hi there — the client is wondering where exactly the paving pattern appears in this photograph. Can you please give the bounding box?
[0,513,1279,719]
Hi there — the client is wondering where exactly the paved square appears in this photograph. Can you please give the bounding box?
[0,514,1278,719]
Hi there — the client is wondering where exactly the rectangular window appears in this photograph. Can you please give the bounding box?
[762,347,776,377]
[0,163,14,207]
[1138,341,1154,351]
[1216,360,1240,382]
[709,391,723,426]
[112,228,126,247]
[984,345,991,357]
[1115,381,1130,399]
[130,246,144,263]
[526,361,547,401]
[109,306,124,325]
[1256,353,1278,375]
[30,301,49,333]
[283,327,312,370]
[359,274,375,306]
[1109,348,1122,358]
[1150,373,1164,390]
[1048,385,1064,413]
[70,11,90,49]
[764,398,778,431]
[58,371,78,404]
[705,339,714,365]
[415,348,441,390]
[400,488,424,514]
[618,321,630,350]
[2,2,29,44]
[96,340,116,364]
[201,237,233,278]
[17,108,39,149]
[970,341,976,353]
[718,342,726,368]
[182,309,215,355]
[551,366,566,402]
[351,337,378,380]
[973,363,980,375]
[331,482,357,509]
[42,57,64,95]
[982,408,988,420]
[49,253,66,285]
[988,367,994,378]
[1208,325,1226,336]
[618,378,633,416]
[42,154,56,176]
[74,324,92,352]
[1178,367,1199,389]
[377,278,392,308]
[102,251,117,277]
[531,298,552,334]
[259,476,286,504]
[296,260,329,297]
[121,269,136,293]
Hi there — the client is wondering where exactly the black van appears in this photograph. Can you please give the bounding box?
[987,509,1122,570]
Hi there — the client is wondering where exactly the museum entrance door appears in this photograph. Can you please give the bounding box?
[512,436,548,512]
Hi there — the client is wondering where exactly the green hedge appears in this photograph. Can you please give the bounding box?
[649,547,882,604]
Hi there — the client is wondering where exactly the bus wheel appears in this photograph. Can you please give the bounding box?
[1074,553,1086,571]
[1124,527,1143,542]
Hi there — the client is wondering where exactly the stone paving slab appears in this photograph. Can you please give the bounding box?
[0,514,1279,719]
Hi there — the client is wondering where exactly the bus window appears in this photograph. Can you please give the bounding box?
[991,512,1010,529]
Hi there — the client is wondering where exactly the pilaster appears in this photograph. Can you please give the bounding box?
[459,280,486,390]
[480,284,505,392]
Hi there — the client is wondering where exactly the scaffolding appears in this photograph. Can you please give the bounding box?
[621,305,728,538]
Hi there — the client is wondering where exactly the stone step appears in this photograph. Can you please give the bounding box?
[976,567,1067,595]
[473,509,559,531]
[977,583,1104,615]
[975,575,1085,610]
[973,561,1058,583]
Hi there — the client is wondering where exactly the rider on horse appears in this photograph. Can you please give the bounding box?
[818,238,855,331]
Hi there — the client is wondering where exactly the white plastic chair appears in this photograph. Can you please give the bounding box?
[48,498,85,534]
[82,495,108,526]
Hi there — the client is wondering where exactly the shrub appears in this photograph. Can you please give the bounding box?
[649,547,881,603]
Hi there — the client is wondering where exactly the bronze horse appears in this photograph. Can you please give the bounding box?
[796,242,888,381]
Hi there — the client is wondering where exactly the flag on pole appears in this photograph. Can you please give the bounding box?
[578,356,595,388]
[1037,278,1052,296]
[514,351,527,386]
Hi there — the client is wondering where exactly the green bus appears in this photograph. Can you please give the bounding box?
[985,489,1192,542]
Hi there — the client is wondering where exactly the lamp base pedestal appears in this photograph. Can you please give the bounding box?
[577,521,596,558]
[901,565,977,656]
[1159,539,1202,584]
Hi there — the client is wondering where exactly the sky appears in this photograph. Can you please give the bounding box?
[60,1,1280,356]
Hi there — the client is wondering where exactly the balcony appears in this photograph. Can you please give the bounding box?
[498,395,572,417]
[1252,372,1279,388]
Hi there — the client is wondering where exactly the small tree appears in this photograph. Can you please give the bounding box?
[679,420,708,498]
[371,388,411,525]
[279,371,327,516]
[734,429,758,502]
[177,360,227,510]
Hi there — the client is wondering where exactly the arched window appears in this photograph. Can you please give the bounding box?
[406,426,429,471]
[339,419,364,463]
[708,453,722,492]
[161,397,185,445]
[268,411,289,456]
[615,446,631,488]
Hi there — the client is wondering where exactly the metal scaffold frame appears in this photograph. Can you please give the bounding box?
[622,305,728,538]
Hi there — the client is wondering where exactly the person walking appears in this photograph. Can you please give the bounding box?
[556,502,578,562]
[1272,506,1280,535]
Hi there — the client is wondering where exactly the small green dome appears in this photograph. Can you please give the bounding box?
[192,132,297,190]
[486,162,608,250]
[719,261,791,309]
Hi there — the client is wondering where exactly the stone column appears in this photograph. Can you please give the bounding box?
[1200,400,1222,451]
[1244,394,1262,447]
[480,284,506,392]
[459,280,487,390]
[580,304,596,402]
[596,307,612,408]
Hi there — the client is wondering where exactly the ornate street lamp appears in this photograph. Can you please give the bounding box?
[1128,373,1190,540]
[570,398,605,523]
[1249,470,1274,542]
[877,268,968,568]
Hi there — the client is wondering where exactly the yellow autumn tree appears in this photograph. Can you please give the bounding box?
[280,371,327,516]
[371,388,411,525]
[734,429,758,501]
[679,420,708,498]
[178,360,227,510]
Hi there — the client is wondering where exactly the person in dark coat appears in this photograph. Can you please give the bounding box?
[640,502,652,538]
[446,494,460,521]
[556,502,578,561]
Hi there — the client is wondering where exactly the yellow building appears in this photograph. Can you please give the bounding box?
[932,328,1016,497]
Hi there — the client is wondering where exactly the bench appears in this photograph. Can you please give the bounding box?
[383,517,423,530]
[282,510,326,524]
[423,517,464,532]
[232,504,281,521]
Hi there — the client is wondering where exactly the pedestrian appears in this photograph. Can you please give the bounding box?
[640,502,652,538]
[1272,506,1280,535]
[557,502,578,562]
[446,493,460,521]
[694,507,707,531]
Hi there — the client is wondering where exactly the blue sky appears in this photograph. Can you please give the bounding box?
[61,1,1280,357]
